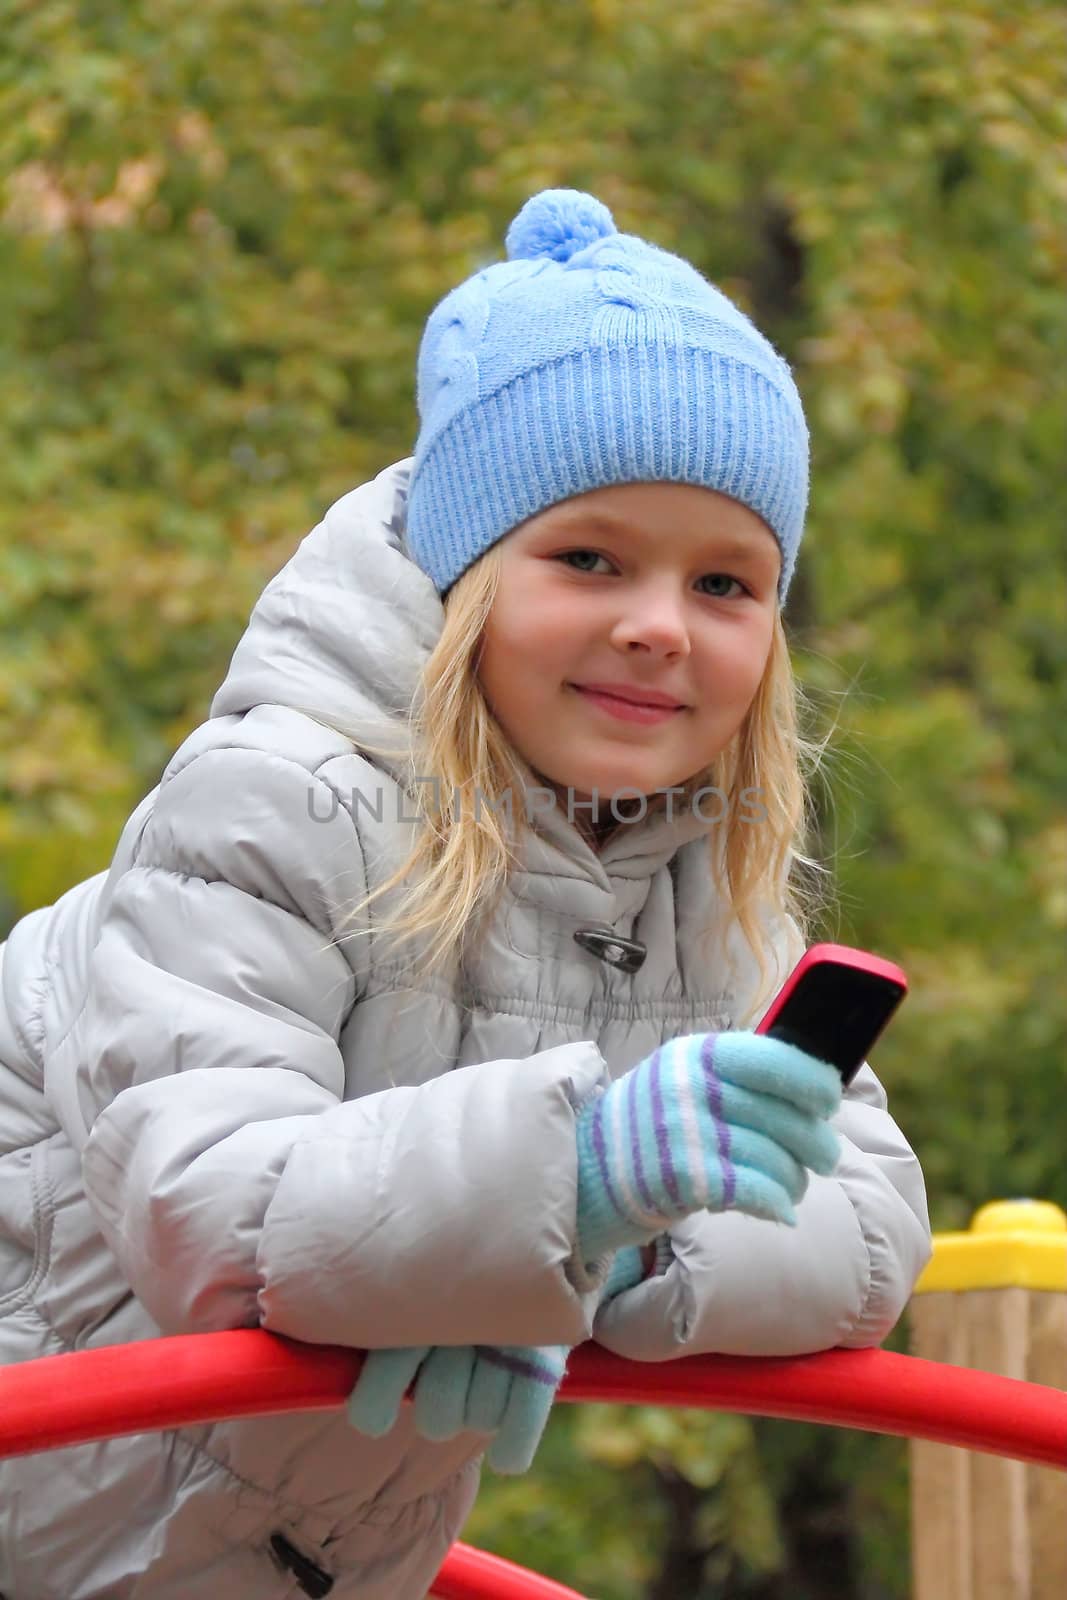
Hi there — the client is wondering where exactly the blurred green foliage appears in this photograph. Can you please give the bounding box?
[1,1,1064,1594]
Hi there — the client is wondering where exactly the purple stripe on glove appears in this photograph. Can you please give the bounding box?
[702,1035,737,1208]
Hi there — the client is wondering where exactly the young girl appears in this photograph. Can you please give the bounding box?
[0,189,930,1599]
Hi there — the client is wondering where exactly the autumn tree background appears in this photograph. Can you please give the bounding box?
[2,2,1064,1596]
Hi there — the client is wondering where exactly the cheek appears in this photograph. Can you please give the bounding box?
[487,602,573,676]
[479,614,557,712]
[699,622,773,707]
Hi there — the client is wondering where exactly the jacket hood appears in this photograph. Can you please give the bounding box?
[211,458,436,781]
[210,457,720,883]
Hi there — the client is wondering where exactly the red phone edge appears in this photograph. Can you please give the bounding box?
[756,943,908,1035]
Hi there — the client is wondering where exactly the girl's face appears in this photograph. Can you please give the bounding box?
[476,482,781,813]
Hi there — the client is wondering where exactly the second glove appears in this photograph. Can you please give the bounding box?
[347,1341,569,1475]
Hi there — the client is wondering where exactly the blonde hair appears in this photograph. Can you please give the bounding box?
[328,542,833,1013]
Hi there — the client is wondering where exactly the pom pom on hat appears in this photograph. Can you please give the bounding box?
[505,188,617,263]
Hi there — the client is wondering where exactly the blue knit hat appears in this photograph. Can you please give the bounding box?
[406,189,810,602]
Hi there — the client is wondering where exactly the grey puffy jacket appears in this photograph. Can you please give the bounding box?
[0,459,931,1598]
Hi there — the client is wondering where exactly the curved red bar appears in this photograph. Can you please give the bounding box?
[565,1344,1067,1470]
[432,1541,588,1600]
[0,1333,1064,1469]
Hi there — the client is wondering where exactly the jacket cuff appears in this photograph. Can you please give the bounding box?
[591,1179,871,1362]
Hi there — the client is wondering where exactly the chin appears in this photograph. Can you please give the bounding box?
[553,768,672,803]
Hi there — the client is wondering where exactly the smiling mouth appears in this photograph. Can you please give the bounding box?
[567,684,687,723]
[568,684,687,710]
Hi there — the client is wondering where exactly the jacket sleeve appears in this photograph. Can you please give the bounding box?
[71,742,607,1349]
[593,910,933,1361]
[593,1062,931,1359]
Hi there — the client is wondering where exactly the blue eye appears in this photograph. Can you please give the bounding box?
[556,551,750,597]
[698,574,747,598]
[558,550,609,573]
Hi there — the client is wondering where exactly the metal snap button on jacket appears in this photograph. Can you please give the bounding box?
[573,926,648,974]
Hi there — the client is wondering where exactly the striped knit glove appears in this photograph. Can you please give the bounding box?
[347,1342,568,1475]
[575,1032,842,1265]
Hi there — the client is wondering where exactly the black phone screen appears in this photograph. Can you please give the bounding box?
[764,963,906,1084]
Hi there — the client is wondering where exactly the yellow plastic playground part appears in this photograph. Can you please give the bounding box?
[914,1198,1067,1293]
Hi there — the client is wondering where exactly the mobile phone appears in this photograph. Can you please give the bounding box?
[755,942,907,1086]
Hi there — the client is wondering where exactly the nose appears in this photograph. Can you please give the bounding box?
[610,581,691,657]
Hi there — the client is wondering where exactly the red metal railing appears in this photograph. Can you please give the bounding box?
[2,1334,1064,1599]
[2,1334,1064,1467]
[430,1543,588,1600]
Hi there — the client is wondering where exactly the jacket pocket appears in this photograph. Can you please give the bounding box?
[0,1137,52,1310]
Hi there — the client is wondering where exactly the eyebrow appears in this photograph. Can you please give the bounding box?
[547,510,778,565]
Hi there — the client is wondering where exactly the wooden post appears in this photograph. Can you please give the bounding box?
[909,1199,1067,1600]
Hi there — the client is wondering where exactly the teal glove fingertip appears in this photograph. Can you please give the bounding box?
[347,1346,429,1437]
[484,1345,569,1475]
[413,1345,478,1441]
[716,1032,843,1118]
[810,1122,842,1176]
